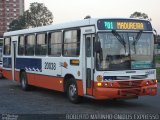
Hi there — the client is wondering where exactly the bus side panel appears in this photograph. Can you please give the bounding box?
[15,69,65,92]
[26,72,84,95]
[2,69,12,80]
[15,71,20,82]
[28,73,64,92]
[76,80,83,96]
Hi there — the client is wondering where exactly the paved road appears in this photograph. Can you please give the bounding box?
[0,78,160,119]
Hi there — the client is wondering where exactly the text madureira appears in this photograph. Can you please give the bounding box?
[117,22,144,30]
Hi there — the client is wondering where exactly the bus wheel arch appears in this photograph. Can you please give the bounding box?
[63,74,82,103]
[63,74,74,93]
[19,69,25,79]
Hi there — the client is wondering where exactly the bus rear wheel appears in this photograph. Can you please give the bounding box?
[67,78,81,103]
[20,71,30,91]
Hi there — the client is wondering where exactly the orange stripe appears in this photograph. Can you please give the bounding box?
[76,80,83,96]
[3,70,96,98]
[28,73,85,95]
[5,70,84,96]
[93,81,158,99]
[2,69,12,80]
[27,73,64,92]
[15,71,20,82]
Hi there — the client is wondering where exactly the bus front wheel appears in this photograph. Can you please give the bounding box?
[20,71,30,91]
[67,78,81,103]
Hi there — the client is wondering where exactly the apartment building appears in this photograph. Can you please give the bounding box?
[0,0,24,37]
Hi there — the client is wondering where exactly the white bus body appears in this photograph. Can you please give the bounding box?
[3,18,157,103]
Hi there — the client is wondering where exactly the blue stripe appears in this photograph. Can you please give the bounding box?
[16,58,42,72]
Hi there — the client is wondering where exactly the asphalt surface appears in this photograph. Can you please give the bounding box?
[0,78,160,119]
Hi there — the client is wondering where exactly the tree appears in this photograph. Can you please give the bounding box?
[9,2,53,31]
[26,2,53,27]
[8,19,20,31]
[130,11,151,21]
[157,35,160,44]
[9,15,26,31]
[84,15,91,19]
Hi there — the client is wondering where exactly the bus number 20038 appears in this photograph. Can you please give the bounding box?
[44,62,56,70]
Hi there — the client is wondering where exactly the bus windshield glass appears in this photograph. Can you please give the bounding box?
[96,32,154,70]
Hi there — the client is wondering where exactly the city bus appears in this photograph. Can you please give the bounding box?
[3,18,157,103]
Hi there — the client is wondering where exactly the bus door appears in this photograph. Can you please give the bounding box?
[85,34,95,96]
[11,36,18,80]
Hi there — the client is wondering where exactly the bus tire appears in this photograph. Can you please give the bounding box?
[67,78,81,104]
[20,71,30,91]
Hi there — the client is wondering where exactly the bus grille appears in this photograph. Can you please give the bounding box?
[121,88,141,96]
[117,80,142,88]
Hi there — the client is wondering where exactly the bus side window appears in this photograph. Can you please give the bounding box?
[18,36,25,55]
[25,34,35,56]
[63,30,80,57]
[35,33,47,56]
[48,32,62,56]
[4,37,11,55]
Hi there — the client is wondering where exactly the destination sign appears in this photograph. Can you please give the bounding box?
[97,19,152,31]
[117,22,144,30]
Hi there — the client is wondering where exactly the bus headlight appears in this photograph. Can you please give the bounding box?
[97,82,102,87]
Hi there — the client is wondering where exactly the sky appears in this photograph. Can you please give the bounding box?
[25,0,160,34]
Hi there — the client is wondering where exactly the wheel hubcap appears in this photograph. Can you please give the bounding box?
[69,84,77,98]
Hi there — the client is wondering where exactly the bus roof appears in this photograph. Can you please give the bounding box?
[3,18,151,37]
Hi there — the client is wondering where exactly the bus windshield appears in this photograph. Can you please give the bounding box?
[96,32,154,70]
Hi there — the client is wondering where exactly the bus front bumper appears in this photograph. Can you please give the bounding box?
[93,84,157,100]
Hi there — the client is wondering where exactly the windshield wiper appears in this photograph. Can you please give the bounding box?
[111,30,126,52]
[132,30,143,45]
[132,30,143,54]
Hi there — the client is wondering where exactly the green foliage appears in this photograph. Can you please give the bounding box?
[155,56,160,81]
[130,11,151,21]
[8,16,26,31]
[157,35,160,43]
[155,55,160,64]
[9,2,53,31]
[26,2,53,27]
[156,68,160,81]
